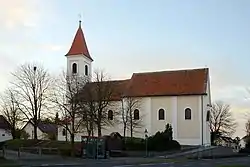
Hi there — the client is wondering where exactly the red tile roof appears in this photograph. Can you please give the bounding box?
[81,79,130,101]
[65,21,93,61]
[83,68,208,100]
[125,68,208,97]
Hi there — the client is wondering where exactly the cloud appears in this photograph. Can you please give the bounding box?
[0,0,41,29]
[43,44,64,52]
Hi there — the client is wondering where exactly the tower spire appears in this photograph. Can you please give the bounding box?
[65,20,93,61]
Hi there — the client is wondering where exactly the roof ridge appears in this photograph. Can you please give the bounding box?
[132,67,209,75]
[90,79,130,83]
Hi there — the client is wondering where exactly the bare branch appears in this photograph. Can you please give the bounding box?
[210,101,237,138]
[50,71,88,147]
[10,63,53,139]
[121,97,143,138]
[0,88,22,139]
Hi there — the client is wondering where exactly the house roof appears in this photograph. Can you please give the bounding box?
[65,21,93,61]
[0,115,11,130]
[22,119,57,134]
[220,136,235,143]
[37,122,57,134]
[82,68,208,101]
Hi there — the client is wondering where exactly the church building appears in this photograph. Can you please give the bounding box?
[59,21,211,146]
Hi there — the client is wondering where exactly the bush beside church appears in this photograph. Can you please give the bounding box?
[124,124,181,152]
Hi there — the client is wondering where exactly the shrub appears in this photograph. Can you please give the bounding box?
[20,130,30,140]
[123,124,180,152]
[124,138,145,151]
[147,124,180,151]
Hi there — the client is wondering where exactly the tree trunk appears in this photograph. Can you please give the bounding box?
[70,133,75,157]
[97,110,102,137]
[130,111,133,138]
[97,123,102,137]
[11,128,16,139]
[90,121,94,136]
[123,124,126,138]
[33,122,38,139]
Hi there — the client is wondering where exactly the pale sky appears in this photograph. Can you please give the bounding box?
[0,0,250,137]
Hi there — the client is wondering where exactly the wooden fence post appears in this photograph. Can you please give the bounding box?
[18,147,20,158]
[2,146,5,158]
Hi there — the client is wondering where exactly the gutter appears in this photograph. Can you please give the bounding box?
[201,96,204,146]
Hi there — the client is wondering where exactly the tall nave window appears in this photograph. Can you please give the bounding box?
[185,108,191,120]
[158,109,165,120]
[134,109,139,120]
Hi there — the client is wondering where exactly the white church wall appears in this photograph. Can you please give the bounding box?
[131,97,151,138]
[102,101,123,136]
[102,98,152,139]
[176,95,201,145]
[150,96,173,136]
[202,77,212,146]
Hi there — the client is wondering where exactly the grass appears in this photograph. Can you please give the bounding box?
[218,165,247,167]
[5,139,81,149]
[4,139,82,157]
[119,157,188,166]
[0,157,19,167]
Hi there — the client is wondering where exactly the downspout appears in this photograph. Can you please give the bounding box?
[201,96,204,146]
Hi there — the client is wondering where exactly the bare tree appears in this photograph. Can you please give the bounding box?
[245,119,250,137]
[210,101,237,143]
[121,98,129,138]
[51,72,87,155]
[80,70,115,137]
[121,97,142,138]
[79,92,96,137]
[0,89,21,139]
[10,63,52,139]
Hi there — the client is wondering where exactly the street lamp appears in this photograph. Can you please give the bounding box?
[144,129,148,157]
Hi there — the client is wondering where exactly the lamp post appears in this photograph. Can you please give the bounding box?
[144,129,148,157]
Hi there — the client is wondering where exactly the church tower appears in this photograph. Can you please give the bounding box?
[65,20,93,81]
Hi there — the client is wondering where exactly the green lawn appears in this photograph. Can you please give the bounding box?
[0,157,19,167]
[4,139,82,157]
[217,165,248,167]
[5,139,81,149]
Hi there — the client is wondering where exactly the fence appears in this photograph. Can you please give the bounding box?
[1,146,61,159]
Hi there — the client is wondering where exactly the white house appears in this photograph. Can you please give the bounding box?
[0,115,12,142]
[22,120,57,140]
[239,136,249,149]
[58,21,212,146]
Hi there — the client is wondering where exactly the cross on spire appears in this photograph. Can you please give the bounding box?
[78,14,82,27]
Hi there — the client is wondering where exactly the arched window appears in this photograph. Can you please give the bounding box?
[72,63,77,74]
[206,110,210,122]
[108,110,113,120]
[134,109,139,120]
[185,108,191,120]
[85,65,88,76]
[158,109,165,120]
